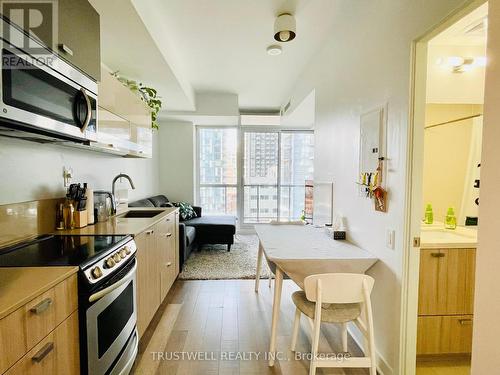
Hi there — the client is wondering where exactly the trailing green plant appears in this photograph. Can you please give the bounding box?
[111,71,162,130]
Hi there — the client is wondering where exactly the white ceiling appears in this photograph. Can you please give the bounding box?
[426,3,488,104]
[132,0,338,112]
[430,2,488,46]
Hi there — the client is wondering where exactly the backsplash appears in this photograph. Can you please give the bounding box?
[0,198,63,248]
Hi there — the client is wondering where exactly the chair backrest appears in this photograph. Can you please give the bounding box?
[304,273,374,304]
[269,220,305,225]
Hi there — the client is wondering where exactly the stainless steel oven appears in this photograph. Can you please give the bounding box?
[0,16,97,143]
[84,257,138,375]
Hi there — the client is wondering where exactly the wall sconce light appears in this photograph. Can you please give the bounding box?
[436,56,487,73]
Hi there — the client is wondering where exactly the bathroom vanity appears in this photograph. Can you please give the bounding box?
[416,224,477,356]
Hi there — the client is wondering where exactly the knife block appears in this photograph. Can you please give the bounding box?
[73,210,88,228]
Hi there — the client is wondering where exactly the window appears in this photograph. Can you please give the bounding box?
[243,130,314,223]
[197,128,237,215]
[196,127,314,223]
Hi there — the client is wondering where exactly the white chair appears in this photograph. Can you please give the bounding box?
[267,220,305,287]
[290,273,376,375]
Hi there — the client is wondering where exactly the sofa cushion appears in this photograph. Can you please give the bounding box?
[128,199,155,207]
[184,215,236,233]
[173,202,198,220]
[185,226,196,246]
[148,195,169,207]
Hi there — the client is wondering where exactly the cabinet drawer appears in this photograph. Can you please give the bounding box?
[0,309,27,374]
[24,274,78,349]
[0,274,77,373]
[417,315,473,355]
[5,311,79,375]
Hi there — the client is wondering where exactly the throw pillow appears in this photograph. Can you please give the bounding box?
[172,202,197,221]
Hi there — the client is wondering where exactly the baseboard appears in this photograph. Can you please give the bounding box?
[347,325,394,375]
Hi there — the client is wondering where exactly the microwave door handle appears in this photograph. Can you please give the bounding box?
[79,88,92,133]
[88,261,137,303]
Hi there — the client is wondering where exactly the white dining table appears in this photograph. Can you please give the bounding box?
[254,224,378,366]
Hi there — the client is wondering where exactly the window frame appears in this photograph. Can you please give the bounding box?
[195,125,314,227]
[195,125,239,216]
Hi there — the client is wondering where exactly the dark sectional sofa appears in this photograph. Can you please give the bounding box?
[128,195,237,268]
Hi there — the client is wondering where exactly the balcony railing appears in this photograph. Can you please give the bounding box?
[243,184,305,223]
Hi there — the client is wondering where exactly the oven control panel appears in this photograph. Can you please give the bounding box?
[83,240,137,284]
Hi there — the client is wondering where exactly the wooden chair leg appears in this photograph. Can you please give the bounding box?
[341,322,348,352]
[290,308,301,352]
[269,273,272,288]
[309,317,321,375]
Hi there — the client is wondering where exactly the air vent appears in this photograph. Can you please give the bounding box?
[464,17,487,36]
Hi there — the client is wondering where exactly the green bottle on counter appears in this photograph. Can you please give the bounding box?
[445,207,457,230]
[424,203,434,224]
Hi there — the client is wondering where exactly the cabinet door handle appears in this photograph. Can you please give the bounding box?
[166,218,171,222]
[30,298,53,314]
[430,252,445,258]
[146,229,154,235]
[166,262,172,267]
[32,342,54,363]
[58,43,74,56]
[459,318,473,325]
[165,233,172,238]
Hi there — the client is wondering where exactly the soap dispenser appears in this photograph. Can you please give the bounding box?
[445,207,457,230]
[424,204,434,224]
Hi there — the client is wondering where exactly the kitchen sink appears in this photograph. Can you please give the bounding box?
[119,210,162,219]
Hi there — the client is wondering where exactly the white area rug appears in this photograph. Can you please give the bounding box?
[178,234,271,280]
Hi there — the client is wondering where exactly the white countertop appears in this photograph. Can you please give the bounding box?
[420,222,477,248]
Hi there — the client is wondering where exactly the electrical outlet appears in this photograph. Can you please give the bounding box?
[386,229,395,250]
[63,166,73,187]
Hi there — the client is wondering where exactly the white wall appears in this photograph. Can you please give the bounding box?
[471,0,500,372]
[286,0,466,373]
[0,135,160,205]
[157,121,195,203]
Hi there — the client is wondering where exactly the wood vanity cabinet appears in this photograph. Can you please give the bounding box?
[0,274,79,374]
[135,211,179,338]
[58,0,101,81]
[417,248,476,355]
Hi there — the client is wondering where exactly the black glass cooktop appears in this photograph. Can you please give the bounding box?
[0,234,131,268]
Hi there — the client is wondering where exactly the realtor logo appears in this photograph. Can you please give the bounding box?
[1,0,57,55]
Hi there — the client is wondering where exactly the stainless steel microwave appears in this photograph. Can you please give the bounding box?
[0,16,97,143]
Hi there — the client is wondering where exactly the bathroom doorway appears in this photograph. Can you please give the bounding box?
[402,1,488,375]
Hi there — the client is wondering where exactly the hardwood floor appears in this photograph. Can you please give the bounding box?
[133,279,369,375]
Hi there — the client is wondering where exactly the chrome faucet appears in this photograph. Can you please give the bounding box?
[111,173,136,213]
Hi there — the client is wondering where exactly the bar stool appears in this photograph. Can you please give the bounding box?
[290,273,376,375]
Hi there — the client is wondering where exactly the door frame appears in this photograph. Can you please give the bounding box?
[400,1,487,374]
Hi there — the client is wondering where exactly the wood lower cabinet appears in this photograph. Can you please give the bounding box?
[0,274,78,374]
[417,315,473,355]
[5,312,79,375]
[417,248,476,355]
[136,211,179,338]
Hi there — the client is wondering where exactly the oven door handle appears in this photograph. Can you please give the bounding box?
[89,261,136,303]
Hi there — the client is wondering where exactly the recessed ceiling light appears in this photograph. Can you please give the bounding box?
[267,45,282,56]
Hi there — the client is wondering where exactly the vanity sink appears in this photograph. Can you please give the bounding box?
[119,210,163,219]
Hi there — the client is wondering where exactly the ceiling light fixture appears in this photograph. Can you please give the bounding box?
[436,56,487,73]
[274,13,296,42]
[267,45,282,56]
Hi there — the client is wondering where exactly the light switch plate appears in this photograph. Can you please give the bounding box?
[386,229,395,249]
